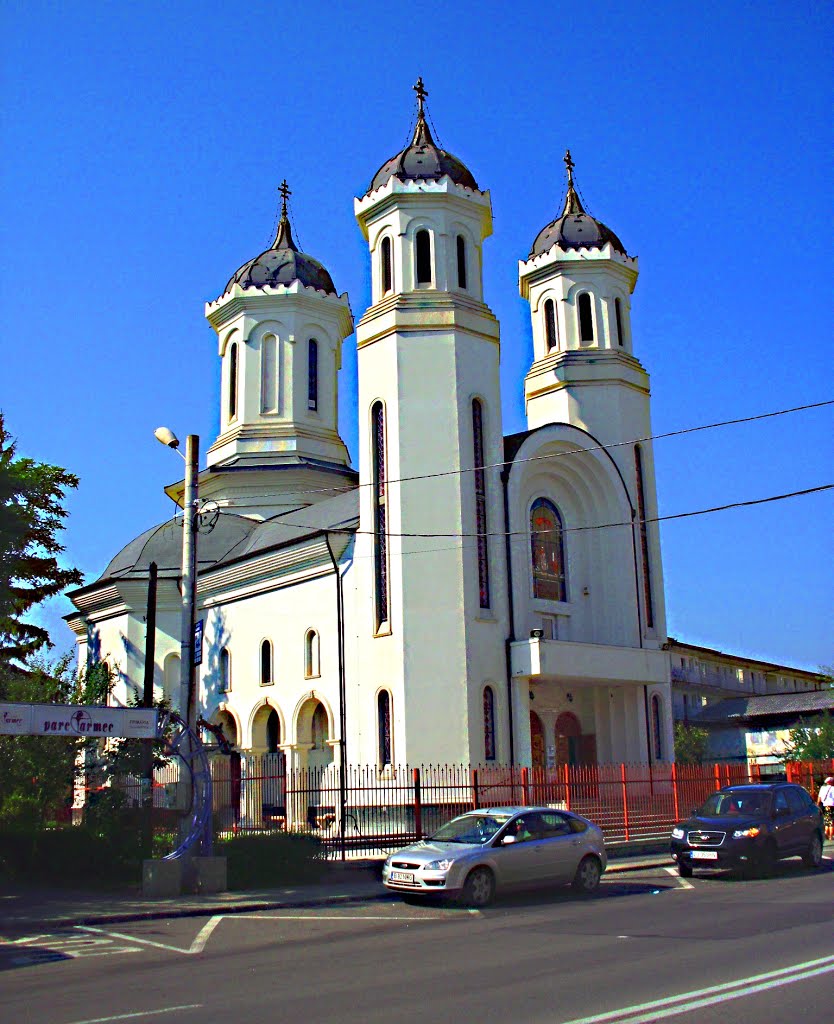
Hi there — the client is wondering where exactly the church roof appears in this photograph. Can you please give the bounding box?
[367,78,478,194]
[690,690,834,724]
[530,150,627,258]
[223,181,337,296]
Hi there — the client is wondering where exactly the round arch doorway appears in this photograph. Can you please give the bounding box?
[530,710,545,769]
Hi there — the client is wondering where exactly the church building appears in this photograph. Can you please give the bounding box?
[67,80,674,772]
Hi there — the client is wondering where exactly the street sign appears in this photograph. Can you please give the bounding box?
[194,619,204,666]
[0,703,157,738]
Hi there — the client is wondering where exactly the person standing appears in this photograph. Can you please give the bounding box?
[817,776,834,841]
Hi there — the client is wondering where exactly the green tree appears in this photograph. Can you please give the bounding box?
[781,711,834,762]
[0,413,82,668]
[674,721,710,765]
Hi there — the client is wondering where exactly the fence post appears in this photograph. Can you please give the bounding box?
[564,763,571,811]
[413,767,423,840]
[471,768,480,809]
[621,763,630,841]
[521,766,530,806]
[671,761,679,822]
[713,763,721,791]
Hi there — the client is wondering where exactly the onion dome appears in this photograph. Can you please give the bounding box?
[368,77,478,194]
[530,150,627,258]
[225,181,336,296]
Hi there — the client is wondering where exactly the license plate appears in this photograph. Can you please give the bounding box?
[390,870,414,883]
[691,850,718,860]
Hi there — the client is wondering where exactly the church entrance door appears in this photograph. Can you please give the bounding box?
[530,711,545,769]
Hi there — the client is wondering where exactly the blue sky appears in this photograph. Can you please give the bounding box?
[2,1,831,672]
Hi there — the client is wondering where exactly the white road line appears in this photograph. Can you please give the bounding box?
[187,915,222,954]
[64,1006,201,1024]
[556,953,834,1024]
[76,926,194,955]
[228,913,445,921]
[662,865,693,889]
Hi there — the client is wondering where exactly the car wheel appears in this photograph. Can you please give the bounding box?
[678,861,693,879]
[802,833,823,870]
[461,867,495,908]
[572,855,602,895]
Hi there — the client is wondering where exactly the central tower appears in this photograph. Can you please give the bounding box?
[353,80,509,765]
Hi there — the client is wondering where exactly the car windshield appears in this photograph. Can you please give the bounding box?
[697,790,771,817]
[431,813,511,845]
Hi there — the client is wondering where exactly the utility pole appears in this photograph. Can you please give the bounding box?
[141,561,158,859]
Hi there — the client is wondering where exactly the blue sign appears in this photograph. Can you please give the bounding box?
[193,619,204,666]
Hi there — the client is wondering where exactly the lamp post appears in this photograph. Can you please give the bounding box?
[154,428,199,731]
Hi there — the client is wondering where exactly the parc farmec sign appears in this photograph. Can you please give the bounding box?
[0,703,157,739]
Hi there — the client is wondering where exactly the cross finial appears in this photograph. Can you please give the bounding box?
[413,76,428,114]
[278,179,292,217]
[564,149,575,188]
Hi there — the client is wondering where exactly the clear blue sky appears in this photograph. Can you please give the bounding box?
[2,1,831,672]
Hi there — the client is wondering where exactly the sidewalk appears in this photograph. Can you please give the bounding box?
[0,842,674,935]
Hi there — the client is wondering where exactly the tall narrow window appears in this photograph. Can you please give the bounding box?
[651,694,663,760]
[483,686,496,762]
[260,640,273,686]
[220,647,231,692]
[307,338,318,411]
[456,234,467,289]
[305,629,320,678]
[372,402,388,629]
[261,333,277,412]
[544,298,557,350]
[381,236,393,294]
[614,298,624,347]
[578,293,594,343]
[472,399,490,608]
[634,445,655,628]
[228,343,238,421]
[377,690,391,767]
[530,498,567,601]
[415,229,432,285]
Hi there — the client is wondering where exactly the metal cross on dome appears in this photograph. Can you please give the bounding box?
[278,179,292,216]
[564,149,575,188]
[413,76,428,113]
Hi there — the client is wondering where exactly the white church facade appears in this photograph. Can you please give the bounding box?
[67,81,675,773]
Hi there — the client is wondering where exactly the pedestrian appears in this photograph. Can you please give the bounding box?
[817,776,834,841]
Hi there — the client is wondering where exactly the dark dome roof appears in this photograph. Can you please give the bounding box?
[224,213,336,296]
[530,153,627,258]
[368,106,478,193]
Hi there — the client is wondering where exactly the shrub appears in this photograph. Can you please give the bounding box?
[216,831,325,889]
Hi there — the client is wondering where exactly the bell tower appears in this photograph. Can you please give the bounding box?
[353,81,509,764]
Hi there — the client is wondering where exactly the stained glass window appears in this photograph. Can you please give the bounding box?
[483,686,496,761]
[472,400,490,608]
[378,690,391,767]
[372,402,388,628]
[530,498,567,601]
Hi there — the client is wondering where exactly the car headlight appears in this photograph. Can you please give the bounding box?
[671,827,685,840]
[425,859,454,871]
[732,827,761,839]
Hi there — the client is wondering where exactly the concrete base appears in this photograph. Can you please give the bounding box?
[142,858,183,898]
[182,856,228,895]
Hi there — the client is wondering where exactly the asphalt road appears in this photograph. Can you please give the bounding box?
[2,859,831,1024]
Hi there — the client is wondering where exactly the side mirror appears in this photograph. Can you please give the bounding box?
[501,834,516,845]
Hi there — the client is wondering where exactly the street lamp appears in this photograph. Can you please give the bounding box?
[155,428,199,732]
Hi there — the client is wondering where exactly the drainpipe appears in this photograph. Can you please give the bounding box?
[324,532,348,862]
[500,466,517,767]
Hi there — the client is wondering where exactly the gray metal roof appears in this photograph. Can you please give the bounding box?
[691,690,834,724]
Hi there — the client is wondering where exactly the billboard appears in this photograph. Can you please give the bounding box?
[0,703,157,738]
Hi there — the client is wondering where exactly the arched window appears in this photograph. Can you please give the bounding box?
[651,694,663,760]
[577,293,594,343]
[634,445,654,628]
[305,629,320,678]
[614,298,624,347]
[371,402,389,629]
[377,690,392,767]
[472,399,490,608]
[260,639,273,686]
[530,498,567,601]
[415,229,432,285]
[483,686,496,762]
[220,647,231,692]
[228,342,238,421]
[380,236,393,294]
[308,338,318,411]
[456,235,467,289]
[544,298,557,350]
[261,333,277,413]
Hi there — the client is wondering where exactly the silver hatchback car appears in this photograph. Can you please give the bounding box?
[382,806,607,907]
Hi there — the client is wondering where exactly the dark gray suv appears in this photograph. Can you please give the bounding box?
[670,783,824,879]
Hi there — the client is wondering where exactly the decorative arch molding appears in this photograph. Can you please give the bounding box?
[247,697,286,750]
[554,711,582,738]
[291,690,336,746]
[207,700,243,746]
[247,319,287,348]
[218,326,241,358]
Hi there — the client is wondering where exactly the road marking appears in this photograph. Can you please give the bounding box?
[187,915,222,954]
[64,1005,202,1024]
[3,932,142,959]
[662,865,693,890]
[229,913,445,921]
[76,925,202,955]
[556,952,834,1024]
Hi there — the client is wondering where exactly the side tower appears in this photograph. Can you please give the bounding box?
[518,153,666,644]
[197,184,356,519]
[352,81,509,766]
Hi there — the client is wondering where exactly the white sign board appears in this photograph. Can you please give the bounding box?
[0,703,157,739]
